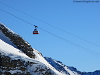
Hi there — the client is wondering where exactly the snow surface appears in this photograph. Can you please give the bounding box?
[0,39,38,63]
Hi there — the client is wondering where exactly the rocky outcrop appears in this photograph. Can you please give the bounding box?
[0,53,31,75]
[0,23,35,58]
[0,53,56,75]
[0,53,54,75]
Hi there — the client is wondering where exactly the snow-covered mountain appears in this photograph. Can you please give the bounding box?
[0,23,100,75]
[45,57,80,75]
[45,57,100,75]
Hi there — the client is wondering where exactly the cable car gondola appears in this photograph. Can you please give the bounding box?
[33,25,39,34]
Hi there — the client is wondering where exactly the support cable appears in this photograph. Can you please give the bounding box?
[0,1,100,48]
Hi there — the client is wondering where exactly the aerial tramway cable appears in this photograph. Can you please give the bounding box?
[0,1,100,48]
[0,8,100,58]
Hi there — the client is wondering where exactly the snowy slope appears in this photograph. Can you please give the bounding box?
[45,57,79,75]
[0,39,34,62]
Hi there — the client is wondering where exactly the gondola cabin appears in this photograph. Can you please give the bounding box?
[33,30,39,34]
[33,29,39,34]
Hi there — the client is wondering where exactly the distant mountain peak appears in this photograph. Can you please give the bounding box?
[45,57,100,75]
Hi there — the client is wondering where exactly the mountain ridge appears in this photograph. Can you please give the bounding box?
[45,57,100,75]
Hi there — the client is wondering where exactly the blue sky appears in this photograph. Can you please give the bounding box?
[0,0,100,72]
